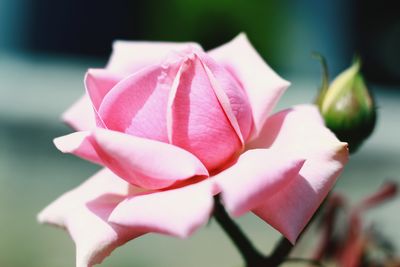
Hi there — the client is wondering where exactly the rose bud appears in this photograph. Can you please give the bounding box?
[315,56,376,153]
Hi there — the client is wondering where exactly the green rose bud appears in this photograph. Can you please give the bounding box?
[314,55,376,153]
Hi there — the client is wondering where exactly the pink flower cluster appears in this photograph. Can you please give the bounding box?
[38,33,348,267]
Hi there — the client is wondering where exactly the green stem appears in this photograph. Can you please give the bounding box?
[213,195,326,267]
[213,196,264,266]
[265,238,293,266]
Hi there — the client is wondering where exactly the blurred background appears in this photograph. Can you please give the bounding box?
[0,0,399,266]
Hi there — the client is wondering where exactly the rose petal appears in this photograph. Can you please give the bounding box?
[208,33,290,140]
[198,50,253,142]
[99,64,176,142]
[53,129,209,189]
[249,105,348,243]
[247,105,341,151]
[109,179,215,238]
[106,41,202,75]
[215,149,305,217]
[84,69,124,110]
[168,53,242,171]
[61,95,96,131]
[38,169,144,267]
[93,129,208,188]
[54,131,102,165]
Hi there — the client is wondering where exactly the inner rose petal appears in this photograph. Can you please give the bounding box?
[98,64,179,143]
[168,54,242,171]
[98,48,252,173]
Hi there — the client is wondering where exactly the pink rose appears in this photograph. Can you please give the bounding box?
[38,33,348,267]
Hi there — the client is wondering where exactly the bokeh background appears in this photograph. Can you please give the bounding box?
[1,1,399,266]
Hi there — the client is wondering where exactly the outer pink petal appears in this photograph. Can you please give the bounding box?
[92,129,208,188]
[84,69,124,110]
[62,95,96,131]
[54,131,103,165]
[38,169,145,267]
[99,64,175,142]
[169,54,241,171]
[214,149,305,217]
[53,129,208,189]
[106,41,202,75]
[208,33,290,140]
[249,105,349,243]
[109,179,215,238]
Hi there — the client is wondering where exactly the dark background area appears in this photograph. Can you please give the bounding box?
[1,0,399,84]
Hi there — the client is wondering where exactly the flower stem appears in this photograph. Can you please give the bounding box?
[213,196,264,266]
[264,238,293,266]
[213,195,325,267]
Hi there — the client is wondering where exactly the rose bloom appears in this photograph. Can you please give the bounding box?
[39,33,348,267]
